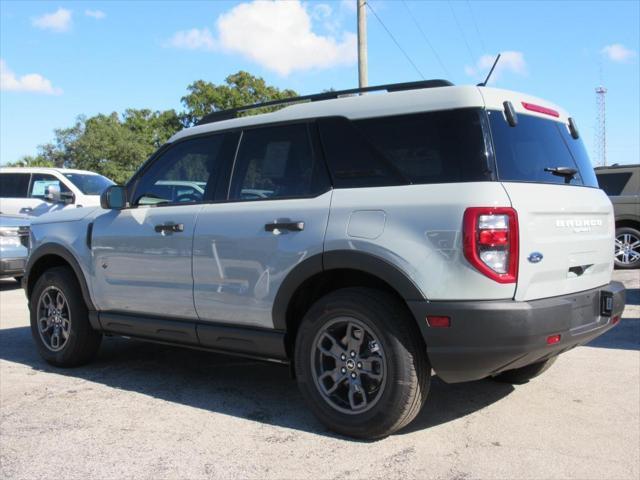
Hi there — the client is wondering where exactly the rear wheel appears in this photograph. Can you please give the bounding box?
[294,287,430,439]
[493,356,557,384]
[614,227,640,269]
[30,266,102,367]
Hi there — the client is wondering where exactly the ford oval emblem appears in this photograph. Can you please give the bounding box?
[528,252,543,263]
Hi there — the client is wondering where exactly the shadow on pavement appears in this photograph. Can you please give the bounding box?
[0,325,513,439]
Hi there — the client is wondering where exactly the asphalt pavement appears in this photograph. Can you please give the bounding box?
[1,271,638,480]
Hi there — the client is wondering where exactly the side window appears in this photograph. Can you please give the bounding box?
[29,174,71,199]
[228,123,329,201]
[0,173,30,198]
[131,134,227,206]
[318,109,490,188]
[596,172,633,196]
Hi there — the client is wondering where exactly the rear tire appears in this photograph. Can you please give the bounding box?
[294,287,430,439]
[493,356,557,384]
[614,227,640,269]
[30,266,101,367]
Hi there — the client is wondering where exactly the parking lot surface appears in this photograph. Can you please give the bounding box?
[1,271,638,480]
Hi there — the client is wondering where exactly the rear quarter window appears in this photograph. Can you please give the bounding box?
[318,109,492,188]
[596,172,633,196]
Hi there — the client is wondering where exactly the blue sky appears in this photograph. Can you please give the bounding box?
[1,0,638,166]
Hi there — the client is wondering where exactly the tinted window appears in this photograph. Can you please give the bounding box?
[132,134,227,206]
[229,123,329,200]
[596,172,633,196]
[318,109,491,188]
[0,173,30,198]
[63,173,114,195]
[29,174,71,199]
[489,111,597,187]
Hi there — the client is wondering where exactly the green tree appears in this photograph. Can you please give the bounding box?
[7,71,294,184]
[181,71,298,126]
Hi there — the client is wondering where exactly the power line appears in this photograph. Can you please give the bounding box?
[400,0,451,78]
[447,0,476,64]
[466,0,486,54]
[366,1,425,79]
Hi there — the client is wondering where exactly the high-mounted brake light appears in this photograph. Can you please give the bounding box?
[521,102,559,118]
[463,207,519,284]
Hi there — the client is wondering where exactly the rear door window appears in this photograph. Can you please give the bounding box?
[228,123,330,201]
[0,173,30,198]
[318,109,491,188]
[488,111,598,187]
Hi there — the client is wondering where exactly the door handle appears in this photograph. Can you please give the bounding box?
[154,223,184,234]
[264,221,305,233]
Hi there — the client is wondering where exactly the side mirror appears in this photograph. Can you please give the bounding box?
[44,184,62,203]
[100,185,127,210]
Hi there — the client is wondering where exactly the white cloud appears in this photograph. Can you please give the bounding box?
[601,44,636,63]
[85,9,106,20]
[167,28,216,51]
[32,8,72,32]
[465,51,527,83]
[166,0,356,76]
[0,60,62,95]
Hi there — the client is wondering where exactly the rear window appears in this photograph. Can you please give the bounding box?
[488,111,598,187]
[596,172,632,196]
[318,109,492,188]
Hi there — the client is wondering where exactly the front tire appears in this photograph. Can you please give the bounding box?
[493,356,557,384]
[30,266,101,367]
[294,287,430,439]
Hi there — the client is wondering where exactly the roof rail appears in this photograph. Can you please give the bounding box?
[196,79,453,125]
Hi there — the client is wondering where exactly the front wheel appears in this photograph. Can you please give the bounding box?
[614,227,640,269]
[294,287,430,439]
[30,266,102,367]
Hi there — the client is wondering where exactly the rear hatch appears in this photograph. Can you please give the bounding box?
[485,99,614,301]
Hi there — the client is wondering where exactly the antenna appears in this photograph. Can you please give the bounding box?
[478,53,501,87]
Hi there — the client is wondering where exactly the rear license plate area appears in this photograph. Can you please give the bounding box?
[600,291,613,317]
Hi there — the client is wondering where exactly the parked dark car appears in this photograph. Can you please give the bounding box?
[595,164,640,269]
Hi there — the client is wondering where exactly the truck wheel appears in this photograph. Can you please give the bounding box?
[30,266,101,367]
[294,287,430,439]
[493,356,557,384]
[614,227,640,269]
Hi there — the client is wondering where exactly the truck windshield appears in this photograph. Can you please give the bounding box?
[63,173,114,195]
[488,110,598,187]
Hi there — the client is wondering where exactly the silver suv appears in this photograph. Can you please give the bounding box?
[24,80,625,439]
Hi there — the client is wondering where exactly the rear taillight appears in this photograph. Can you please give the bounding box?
[463,207,518,283]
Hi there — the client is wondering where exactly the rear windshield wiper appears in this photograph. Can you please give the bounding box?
[544,166,578,179]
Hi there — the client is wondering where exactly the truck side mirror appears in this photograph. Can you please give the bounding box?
[100,185,127,210]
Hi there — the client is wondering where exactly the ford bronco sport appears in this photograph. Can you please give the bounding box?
[24,80,626,439]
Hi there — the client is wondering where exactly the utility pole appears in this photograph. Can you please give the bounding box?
[595,85,607,166]
[357,0,368,88]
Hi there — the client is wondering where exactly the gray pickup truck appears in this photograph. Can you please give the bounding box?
[595,164,640,269]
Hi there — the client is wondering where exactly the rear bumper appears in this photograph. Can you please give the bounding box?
[408,281,626,383]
